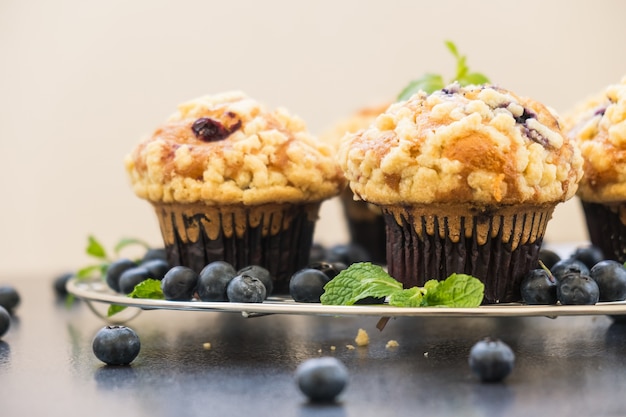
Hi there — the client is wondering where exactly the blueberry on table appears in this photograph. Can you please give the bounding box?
[105,258,137,293]
[140,259,170,280]
[325,243,371,265]
[571,245,604,269]
[197,261,237,301]
[237,265,273,297]
[557,272,600,305]
[590,260,626,302]
[92,325,141,366]
[468,338,515,383]
[118,267,151,294]
[520,269,557,305]
[161,266,199,301]
[52,272,74,297]
[0,306,10,339]
[226,274,266,303]
[295,357,349,402]
[0,286,20,314]
[289,268,330,303]
[550,258,590,282]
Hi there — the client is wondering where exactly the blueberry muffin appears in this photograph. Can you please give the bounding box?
[337,83,583,303]
[125,91,345,292]
[565,76,626,262]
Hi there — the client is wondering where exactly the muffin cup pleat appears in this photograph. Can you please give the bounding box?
[582,201,626,263]
[383,204,553,304]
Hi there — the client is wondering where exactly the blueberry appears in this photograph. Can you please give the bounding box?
[161,266,199,301]
[307,262,345,280]
[0,306,10,339]
[92,325,141,366]
[295,357,349,402]
[590,260,626,301]
[0,286,20,314]
[118,267,151,295]
[309,243,327,264]
[557,271,600,305]
[325,243,371,265]
[520,269,557,305]
[237,265,273,297]
[550,258,590,282]
[140,259,170,280]
[197,261,237,301]
[289,269,330,303]
[52,272,74,297]
[571,245,604,269]
[538,249,561,270]
[226,274,266,303]
[468,338,515,382]
[105,258,137,292]
[141,247,168,263]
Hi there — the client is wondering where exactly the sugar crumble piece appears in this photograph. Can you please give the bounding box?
[385,340,399,349]
[202,342,212,350]
[346,344,355,350]
[355,328,370,347]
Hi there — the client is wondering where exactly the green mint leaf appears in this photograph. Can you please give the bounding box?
[107,304,127,317]
[114,237,151,256]
[388,287,426,307]
[423,273,484,307]
[86,235,108,260]
[128,279,165,300]
[107,279,164,317]
[75,263,106,280]
[397,73,446,100]
[457,72,490,87]
[444,40,460,59]
[320,262,402,305]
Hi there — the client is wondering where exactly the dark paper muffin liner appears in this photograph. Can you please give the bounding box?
[340,189,387,264]
[581,201,626,263]
[383,204,555,304]
[153,202,321,294]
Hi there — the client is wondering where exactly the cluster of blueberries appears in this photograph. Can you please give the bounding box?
[0,286,19,339]
[522,245,626,306]
[105,242,370,304]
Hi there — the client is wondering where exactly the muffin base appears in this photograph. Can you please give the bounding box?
[153,202,320,293]
[581,201,626,263]
[383,204,554,304]
[340,189,387,264]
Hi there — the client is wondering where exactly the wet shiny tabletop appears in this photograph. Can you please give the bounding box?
[1,277,626,417]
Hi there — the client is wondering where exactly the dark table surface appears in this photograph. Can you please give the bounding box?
[1,275,626,417]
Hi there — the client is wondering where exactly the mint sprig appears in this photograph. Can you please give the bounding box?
[397,40,490,100]
[107,279,165,317]
[320,263,484,308]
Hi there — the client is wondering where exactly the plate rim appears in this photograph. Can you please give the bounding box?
[66,277,626,318]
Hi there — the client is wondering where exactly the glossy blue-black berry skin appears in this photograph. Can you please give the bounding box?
[118,267,151,295]
[142,248,168,263]
[295,357,349,402]
[557,272,600,305]
[161,266,199,301]
[307,262,346,280]
[0,306,10,339]
[571,245,604,269]
[520,269,557,305]
[590,260,626,302]
[197,261,237,301]
[289,269,330,303]
[140,259,170,281]
[468,338,515,382]
[325,243,370,265]
[237,265,273,297]
[0,286,20,313]
[53,272,74,297]
[538,249,561,270]
[226,274,266,303]
[105,258,137,292]
[550,258,590,282]
[92,325,141,366]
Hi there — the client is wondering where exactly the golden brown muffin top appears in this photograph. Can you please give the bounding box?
[125,91,345,205]
[338,83,583,206]
[565,77,626,203]
[320,102,392,149]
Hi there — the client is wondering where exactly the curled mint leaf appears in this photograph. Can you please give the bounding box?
[107,279,165,317]
[114,237,151,257]
[388,287,425,307]
[86,235,108,260]
[423,273,484,307]
[320,263,402,305]
[397,73,446,100]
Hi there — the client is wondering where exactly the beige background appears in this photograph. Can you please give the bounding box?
[1,0,625,278]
